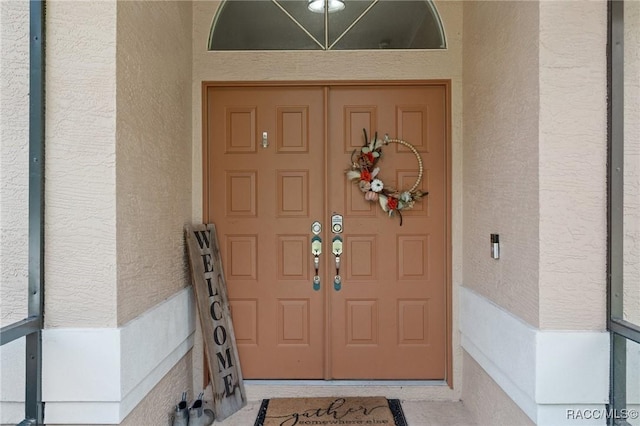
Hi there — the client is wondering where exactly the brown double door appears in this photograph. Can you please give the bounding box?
[205,83,448,380]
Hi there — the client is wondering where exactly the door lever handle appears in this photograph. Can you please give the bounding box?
[311,235,322,291]
[332,236,343,291]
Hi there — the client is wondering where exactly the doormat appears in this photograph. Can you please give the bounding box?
[253,396,408,426]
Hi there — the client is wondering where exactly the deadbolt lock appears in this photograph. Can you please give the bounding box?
[331,214,343,234]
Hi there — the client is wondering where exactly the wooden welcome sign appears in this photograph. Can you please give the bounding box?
[185,224,246,421]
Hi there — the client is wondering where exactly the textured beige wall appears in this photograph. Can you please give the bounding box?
[0,0,29,326]
[115,1,193,326]
[45,1,118,328]
[462,1,540,328]
[462,351,534,426]
[538,1,607,330]
[46,0,194,327]
[192,0,464,394]
[463,0,607,331]
[0,2,29,416]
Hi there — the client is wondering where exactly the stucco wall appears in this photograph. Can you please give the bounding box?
[115,0,193,326]
[462,0,540,328]
[538,1,607,330]
[45,0,118,328]
[463,0,607,332]
[0,0,29,327]
[192,0,464,396]
[462,351,534,426]
[46,0,194,324]
[0,2,29,420]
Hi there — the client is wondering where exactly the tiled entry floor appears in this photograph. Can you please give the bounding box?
[215,400,477,425]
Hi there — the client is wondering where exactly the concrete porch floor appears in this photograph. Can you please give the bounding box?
[213,400,477,425]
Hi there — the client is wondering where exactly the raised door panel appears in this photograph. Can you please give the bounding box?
[225,171,258,217]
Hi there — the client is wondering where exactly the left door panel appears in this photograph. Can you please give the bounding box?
[206,86,326,378]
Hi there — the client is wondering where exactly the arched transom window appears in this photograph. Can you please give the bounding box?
[209,0,446,50]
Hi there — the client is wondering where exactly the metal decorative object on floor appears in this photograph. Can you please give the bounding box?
[185,224,247,421]
[254,397,408,426]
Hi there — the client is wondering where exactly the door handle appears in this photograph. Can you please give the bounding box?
[311,236,322,291]
[311,221,322,291]
[332,236,343,291]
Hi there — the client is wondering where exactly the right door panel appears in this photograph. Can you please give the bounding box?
[327,86,448,379]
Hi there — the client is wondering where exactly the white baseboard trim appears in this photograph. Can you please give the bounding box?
[0,401,24,425]
[40,287,195,424]
[460,286,610,425]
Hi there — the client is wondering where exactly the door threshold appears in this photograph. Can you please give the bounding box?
[245,380,447,386]
[243,380,457,401]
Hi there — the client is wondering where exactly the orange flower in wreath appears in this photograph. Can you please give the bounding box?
[387,197,398,211]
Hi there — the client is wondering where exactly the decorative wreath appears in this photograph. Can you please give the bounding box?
[346,129,427,226]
